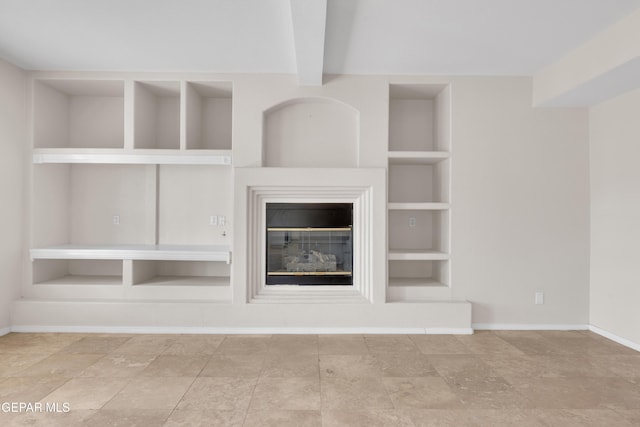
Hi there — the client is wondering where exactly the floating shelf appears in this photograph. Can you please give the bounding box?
[388,202,449,210]
[30,244,232,263]
[388,250,449,261]
[33,148,232,165]
[388,151,449,165]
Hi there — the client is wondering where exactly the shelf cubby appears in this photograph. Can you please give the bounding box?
[32,163,156,248]
[134,81,181,149]
[388,209,449,254]
[388,160,449,204]
[388,84,449,152]
[388,260,449,287]
[33,259,123,286]
[131,260,230,287]
[33,79,125,149]
[387,260,451,301]
[185,82,233,150]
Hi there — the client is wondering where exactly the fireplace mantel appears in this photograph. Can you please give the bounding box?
[234,167,386,304]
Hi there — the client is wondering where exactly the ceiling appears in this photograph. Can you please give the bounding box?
[1,0,639,82]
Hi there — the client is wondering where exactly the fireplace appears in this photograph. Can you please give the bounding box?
[266,203,353,285]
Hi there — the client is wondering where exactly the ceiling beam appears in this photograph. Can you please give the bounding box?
[289,0,327,86]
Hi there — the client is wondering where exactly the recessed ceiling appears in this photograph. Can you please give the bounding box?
[0,0,639,77]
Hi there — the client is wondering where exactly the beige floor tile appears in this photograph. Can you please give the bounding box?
[483,353,614,379]
[268,334,319,355]
[496,334,569,356]
[383,377,461,409]
[406,409,546,427]
[0,353,51,377]
[318,335,368,355]
[1,409,96,427]
[110,335,178,355]
[250,377,321,410]
[244,410,322,426]
[176,377,256,411]
[0,331,637,426]
[200,353,265,377]
[79,353,155,378]
[510,376,640,409]
[589,354,640,378]
[535,409,636,427]
[322,409,415,426]
[321,377,394,410]
[374,352,438,377]
[364,335,419,353]
[429,355,498,382]
[162,334,225,355]
[261,352,319,377]
[139,354,209,377]
[0,333,85,355]
[40,377,129,410]
[216,336,271,354]
[445,376,529,409]
[615,409,640,426]
[409,334,472,355]
[0,376,69,402]
[542,334,639,356]
[18,353,104,377]
[455,331,524,355]
[81,408,172,427]
[163,408,245,427]
[102,376,194,410]
[58,336,131,354]
[320,354,383,378]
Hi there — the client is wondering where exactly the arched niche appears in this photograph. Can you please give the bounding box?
[263,97,359,167]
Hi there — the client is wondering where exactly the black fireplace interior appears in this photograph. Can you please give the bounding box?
[266,203,353,285]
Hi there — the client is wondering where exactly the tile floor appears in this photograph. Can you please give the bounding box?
[0,330,639,426]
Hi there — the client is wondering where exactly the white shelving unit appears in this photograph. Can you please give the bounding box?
[29,77,234,302]
[387,83,451,301]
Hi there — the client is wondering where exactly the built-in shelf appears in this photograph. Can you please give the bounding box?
[30,244,232,263]
[32,148,232,165]
[388,151,449,165]
[388,202,449,210]
[388,277,446,287]
[387,83,451,302]
[388,250,449,261]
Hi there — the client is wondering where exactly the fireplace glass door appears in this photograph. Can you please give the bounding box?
[266,203,353,285]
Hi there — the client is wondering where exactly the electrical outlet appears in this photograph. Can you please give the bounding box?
[219,216,226,226]
[209,215,217,226]
[535,292,544,305]
[408,217,416,227]
[113,215,120,225]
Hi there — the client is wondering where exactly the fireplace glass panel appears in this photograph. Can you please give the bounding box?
[266,203,353,285]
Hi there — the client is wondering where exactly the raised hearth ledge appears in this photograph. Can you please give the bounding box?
[10,299,473,333]
[234,167,385,304]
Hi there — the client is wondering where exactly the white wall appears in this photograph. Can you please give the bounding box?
[449,77,590,326]
[0,59,26,331]
[235,74,591,326]
[14,72,592,331]
[589,88,640,344]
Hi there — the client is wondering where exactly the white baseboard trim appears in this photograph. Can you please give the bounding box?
[472,323,589,331]
[589,325,640,352]
[10,325,474,335]
[0,327,11,337]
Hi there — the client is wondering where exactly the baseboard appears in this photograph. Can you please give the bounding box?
[10,325,474,335]
[472,323,589,331]
[589,324,640,352]
[0,327,11,337]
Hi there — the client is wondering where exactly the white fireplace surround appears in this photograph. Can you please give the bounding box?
[234,167,386,304]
